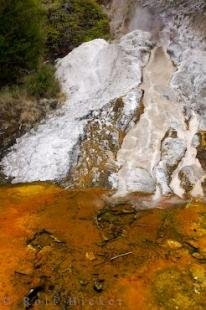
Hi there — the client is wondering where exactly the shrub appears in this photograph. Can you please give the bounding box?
[44,0,110,60]
[23,64,60,98]
[0,0,45,86]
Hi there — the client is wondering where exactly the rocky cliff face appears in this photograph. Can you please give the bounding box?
[1,0,206,199]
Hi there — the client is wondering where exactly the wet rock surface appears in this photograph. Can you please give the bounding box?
[0,183,206,309]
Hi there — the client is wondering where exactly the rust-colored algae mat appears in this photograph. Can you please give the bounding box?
[0,184,206,309]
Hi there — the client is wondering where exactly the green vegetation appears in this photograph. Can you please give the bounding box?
[43,0,110,60]
[23,64,60,98]
[0,0,45,86]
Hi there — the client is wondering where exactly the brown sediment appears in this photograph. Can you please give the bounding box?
[0,183,206,309]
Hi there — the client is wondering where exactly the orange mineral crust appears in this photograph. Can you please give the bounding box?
[0,183,206,309]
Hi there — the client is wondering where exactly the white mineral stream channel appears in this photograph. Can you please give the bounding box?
[112,45,204,199]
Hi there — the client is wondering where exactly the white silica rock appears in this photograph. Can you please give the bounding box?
[171,49,206,130]
[1,30,152,183]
